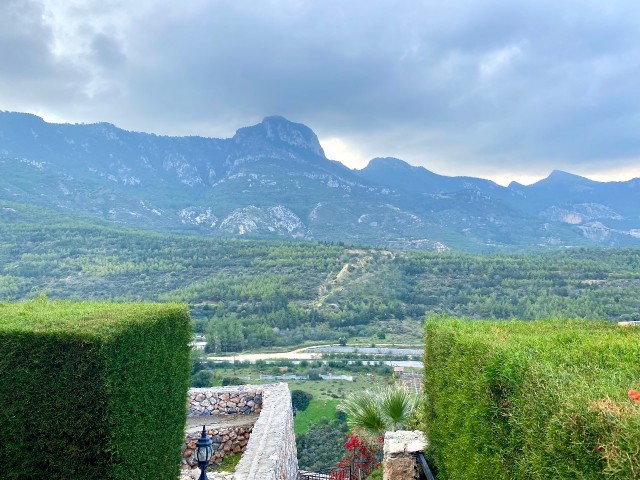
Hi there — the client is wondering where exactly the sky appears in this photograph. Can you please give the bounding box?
[1,0,639,186]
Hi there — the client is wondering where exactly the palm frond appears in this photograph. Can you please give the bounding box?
[339,390,386,438]
[380,385,418,431]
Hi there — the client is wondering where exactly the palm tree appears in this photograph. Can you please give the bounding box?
[338,385,418,440]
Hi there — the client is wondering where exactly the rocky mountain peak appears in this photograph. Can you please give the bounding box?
[233,116,325,157]
[365,157,415,170]
[544,170,591,184]
[2,110,640,251]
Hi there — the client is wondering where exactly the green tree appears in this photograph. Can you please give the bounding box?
[191,370,214,388]
[291,390,313,412]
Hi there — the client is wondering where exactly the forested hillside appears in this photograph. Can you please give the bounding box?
[2,200,640,352]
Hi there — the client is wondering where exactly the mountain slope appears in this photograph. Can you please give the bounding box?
[1,111,639,251]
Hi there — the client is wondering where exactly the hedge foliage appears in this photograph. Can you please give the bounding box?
[421,317,640,480]
[0,299,192,480]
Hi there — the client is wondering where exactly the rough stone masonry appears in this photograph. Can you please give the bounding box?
[181,383,298,480]
[383,430,428,480]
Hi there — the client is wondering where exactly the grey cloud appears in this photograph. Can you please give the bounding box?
[90,33,126,68]
[0,1,55,78]
[1,0,640,180]
[0,1,94,111]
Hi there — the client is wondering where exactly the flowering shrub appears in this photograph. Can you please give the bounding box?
[333,434,382,479]
[628,389,640,403]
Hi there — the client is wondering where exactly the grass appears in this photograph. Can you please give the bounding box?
[213,453,242,472]
[294,399,340,435]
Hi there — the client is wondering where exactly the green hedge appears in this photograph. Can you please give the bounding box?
[422,317,640,480]
[0,299,192,480]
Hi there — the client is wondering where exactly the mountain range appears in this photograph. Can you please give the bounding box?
[1,110,639,251]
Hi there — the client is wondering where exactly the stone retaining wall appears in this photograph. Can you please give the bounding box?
[181,383,298,480]
[187,386,263,416]
[182,423,254,469]
[382,430,427,480]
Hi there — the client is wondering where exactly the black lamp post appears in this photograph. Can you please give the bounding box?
[196,425,213,480]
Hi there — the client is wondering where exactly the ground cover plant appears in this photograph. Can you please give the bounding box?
[294,399,340,436]
[422,317,640,480]
[0,299,191,480]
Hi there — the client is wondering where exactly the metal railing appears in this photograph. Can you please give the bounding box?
[299,454,433,480]
[298,465,352,480]
[416,452,436,480]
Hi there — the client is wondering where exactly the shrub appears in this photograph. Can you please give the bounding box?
[366,465,383,480]
[296,416,349,472]
[191,370,214,387]
[215,452,242,472]
[221,376,246,386]
[422,317,640,480]
[0,300,192,480]
[337,434,382,478]
[339,385,417,441]
[291,389,313,412]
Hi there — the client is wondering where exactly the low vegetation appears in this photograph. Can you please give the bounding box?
[339,385,418,440]
[4,201,640,479]
[3,201,640,356]
[295,413,349,472]
[421,317,640,480]
[0,299,192,480]
[294,399,341,436]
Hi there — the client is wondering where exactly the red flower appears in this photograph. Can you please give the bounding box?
[335,434,381,477]
[628,389,640,403]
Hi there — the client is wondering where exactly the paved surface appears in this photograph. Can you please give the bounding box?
[207,344,423,363]
[207,346,325,363]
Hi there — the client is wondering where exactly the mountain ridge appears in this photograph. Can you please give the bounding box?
[1,110,638,251]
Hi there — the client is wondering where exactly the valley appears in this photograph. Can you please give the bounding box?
[2,200,640,356]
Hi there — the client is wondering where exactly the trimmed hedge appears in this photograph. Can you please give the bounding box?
[422,317,640,480]
[0,299,192,480]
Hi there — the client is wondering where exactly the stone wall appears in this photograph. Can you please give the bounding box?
[181,383,298,480]
[233,383,298,480]
[182,423,253,469]
[382,430,427,480]
[187,386,263,416]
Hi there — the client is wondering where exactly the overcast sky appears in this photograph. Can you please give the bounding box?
[1,0,639,185]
